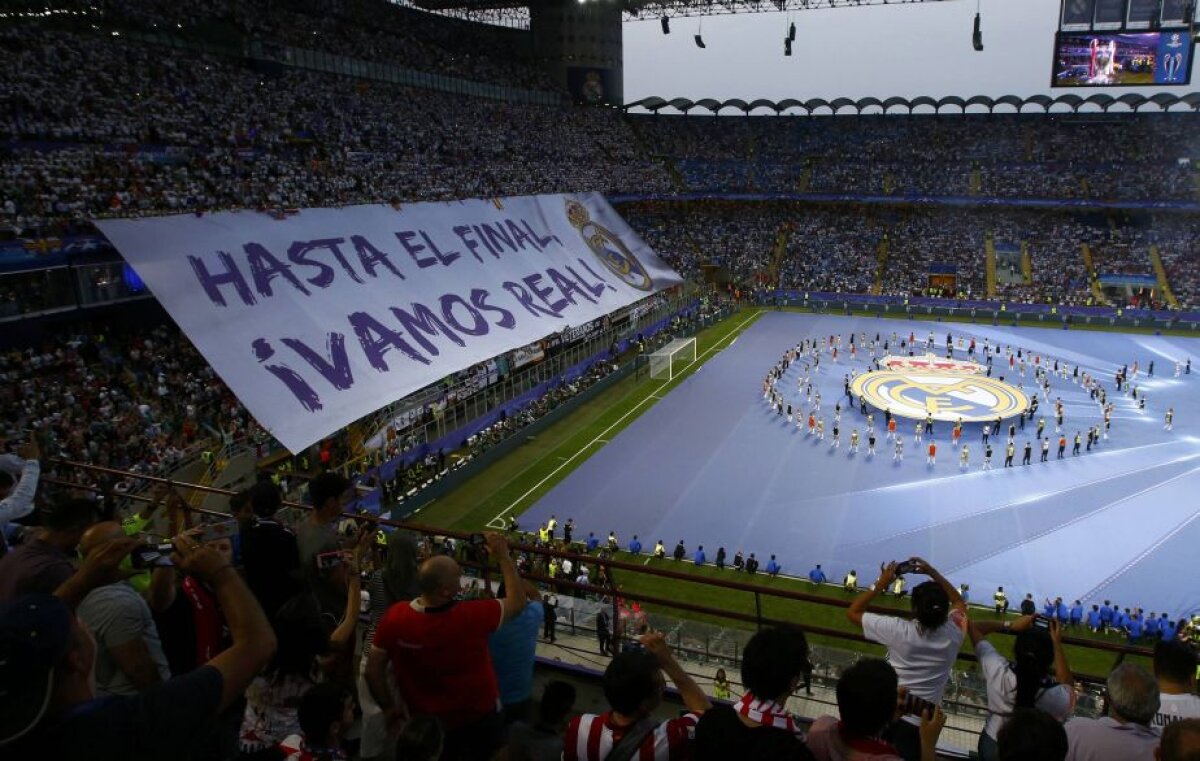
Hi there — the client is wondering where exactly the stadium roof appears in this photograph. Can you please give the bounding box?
[621,0,950,20]
[405,0,949,21]
[625,92,1200,113]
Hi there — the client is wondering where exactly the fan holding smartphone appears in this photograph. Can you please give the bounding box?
[846,557,969,760]
[966,614,1076,760]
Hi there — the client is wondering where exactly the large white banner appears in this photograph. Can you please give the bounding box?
[97,193,682,452]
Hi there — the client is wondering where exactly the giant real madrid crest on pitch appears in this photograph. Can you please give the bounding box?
[852,354,1030,422]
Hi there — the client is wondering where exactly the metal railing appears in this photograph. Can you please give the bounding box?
[40,458,1153,706]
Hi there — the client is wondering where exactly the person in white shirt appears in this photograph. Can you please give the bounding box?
[847,557,967,761]
[0,439,41,556]
[968,615,1075,760]
[1153,640,1200,733]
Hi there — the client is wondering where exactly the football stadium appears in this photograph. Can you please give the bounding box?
[1,0,1199,759]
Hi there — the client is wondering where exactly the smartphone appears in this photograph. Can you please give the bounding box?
[315,550,347,571]
[1033,614,1051,630]
[902,691,936,717]
[130,543,175,569]
[196,520,238,545]
[894,560,919,576]
[469,533,486,547]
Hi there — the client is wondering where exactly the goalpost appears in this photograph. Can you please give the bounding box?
[647,337,698,381]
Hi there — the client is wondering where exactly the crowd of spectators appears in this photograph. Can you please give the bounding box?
[374,357,621,506]
[5,475,1198,761]
[877,209,989,298]
[0,25,669,238]
[616,202,1200,308]
[633,113,1200,202]
[777,206,881,293]
[2,20,1198,311]
[0,319,267,507]
[8,0,557,91]
[5,11,1200,761]
[1153,218,1200,309]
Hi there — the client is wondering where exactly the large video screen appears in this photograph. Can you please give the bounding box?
[1052,31,1193,86]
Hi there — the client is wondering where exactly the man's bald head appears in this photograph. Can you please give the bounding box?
[418,556,462,603]
[79,521,124,557]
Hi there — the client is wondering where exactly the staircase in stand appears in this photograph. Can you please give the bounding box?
[1149,244,1179,309]
[768,218,795,286]
[744,129,760,192]
[1021,242,1033,285]
[797,159,813,193]
[985,232,997,299]
[872,235,890,295]
[970,165,983,196]
[626,116,688,192]
[1081,243,1108,305]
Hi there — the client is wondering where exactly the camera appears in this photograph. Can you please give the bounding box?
[130,543,175,569]
[315,551,348,571]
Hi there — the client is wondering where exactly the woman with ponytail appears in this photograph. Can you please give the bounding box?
[968,615,1076,761]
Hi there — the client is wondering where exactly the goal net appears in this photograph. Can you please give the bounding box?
[648,338,698,381]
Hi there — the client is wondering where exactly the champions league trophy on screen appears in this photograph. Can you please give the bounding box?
[1089,38,1117,84]
[1162,32,1186,83]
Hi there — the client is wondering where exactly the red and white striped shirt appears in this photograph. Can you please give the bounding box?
[562,711,700,761]
[734,693,804,735]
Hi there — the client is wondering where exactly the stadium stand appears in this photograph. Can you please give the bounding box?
[0,5,1199,760]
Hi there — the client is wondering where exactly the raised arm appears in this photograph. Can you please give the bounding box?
[328,533,371,656]
[910,557,965,613]
[365,644,410,734]
[173,534,276,713]
[968,615,1033,648]
[642,631,711,714]
[0,440,40,525]
[848,561,897,627]
[485,532,524,622]
[1047,619,1075,691]
[919,705,946,761]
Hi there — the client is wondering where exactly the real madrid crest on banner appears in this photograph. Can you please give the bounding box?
[853,354,1030,422]
[565,198,653,291]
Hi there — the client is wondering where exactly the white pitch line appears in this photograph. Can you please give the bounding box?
[866,440,1182,495]
[841,449,1200,549]
[485,311,760,526]
[1080,504,1200,603]
[945,464,1200,575]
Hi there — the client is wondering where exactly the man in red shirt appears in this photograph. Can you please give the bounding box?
[365,532,524,760]
[563,631,710,760]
